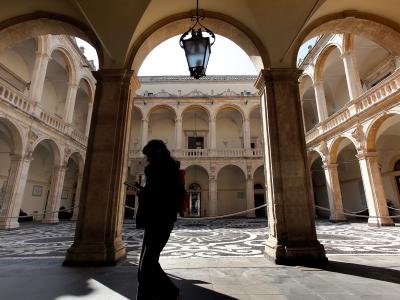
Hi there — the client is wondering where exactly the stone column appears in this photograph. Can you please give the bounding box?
[357,151,394,226]
[243,118,251,149]
[246,173,255,217]
[175,117,182,150]
[30,52,51,103]
[64,69,137,266]
[313,81,329,121]
[71,169,84,221]
[85,102,94,137]
[141,118,149,148]
[208,170,218,216]
[0,154,32,229]
[341,51,363,100]
[322,163,346,221]
[42,165,67,224]
[64,83,79,123]
[209,117,217,153]
[255,69,326,264]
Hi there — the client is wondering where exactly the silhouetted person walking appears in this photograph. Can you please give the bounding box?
[136,140,184,300]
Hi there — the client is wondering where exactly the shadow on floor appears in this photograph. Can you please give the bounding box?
[322,260,400,284]
[0,259,236,300]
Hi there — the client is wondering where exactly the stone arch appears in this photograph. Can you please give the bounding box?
[128,10,269,73]
[329,136,358,164]
[48,47,77,84]
[147,104,177,120]
[299,74,315,98]
[294,12,400,66]
[77,76,95,103]
[184,164,209,177]
[216,104,245,121]
[181,104,211,119]
[65,151,84,173]
[252,163,264,177]
[216,163,246,179]
[31,138,62,166]
[0,12,104,67]
[308,150,324,167]
[0,117,24,156]
[314,44,343,82]
[366,113,400,152]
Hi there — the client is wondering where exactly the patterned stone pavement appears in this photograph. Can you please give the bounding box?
[0,219,399,260]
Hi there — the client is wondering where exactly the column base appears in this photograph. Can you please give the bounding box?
[0,220,20,229]
[63,239,126,267]
[368,217,394,227]
[329,214,347,222]
[265,237,327,266]
[42,218,59,224]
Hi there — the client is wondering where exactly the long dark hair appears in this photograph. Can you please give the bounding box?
[142,139,172,163]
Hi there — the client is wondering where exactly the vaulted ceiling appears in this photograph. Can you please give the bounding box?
[1,0,400,70]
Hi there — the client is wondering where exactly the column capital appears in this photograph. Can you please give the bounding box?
[313,80,324,88]
[340,50,352,59]
[35,51,51,60]
[93,69,134,86]
[175,117,182,123]
[356,151,378,160]
[322,162,338,170]
[255,68,302,91]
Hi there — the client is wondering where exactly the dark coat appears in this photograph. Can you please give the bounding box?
[137,158,184,226]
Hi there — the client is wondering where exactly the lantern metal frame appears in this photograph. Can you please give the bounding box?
[179,0,215,79]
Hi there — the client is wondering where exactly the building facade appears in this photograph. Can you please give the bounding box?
[0,35,96,229]
[299,33,400,226]
[128,75,265,218]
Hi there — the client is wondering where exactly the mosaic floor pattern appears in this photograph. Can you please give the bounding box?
[0,219,399,260]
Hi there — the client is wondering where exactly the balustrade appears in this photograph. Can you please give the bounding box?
[305,69,400,144]
[129,147,263,159]
[0,78,88,146]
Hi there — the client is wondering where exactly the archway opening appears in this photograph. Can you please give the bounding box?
[253,165,265,217]
[184,165,209,217]
[148,106,177,148]
[182,107,209,150]
[217,165,246,216]
[21,140,60,223]
[372,114,400,211]
[216,107,244,149]
[310,154,329,219]
[336,139,367,218]
[299,75,318,131]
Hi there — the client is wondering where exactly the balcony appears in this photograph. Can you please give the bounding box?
[129,148,263,159]
[0,78,88,146]
[305,68,400,145]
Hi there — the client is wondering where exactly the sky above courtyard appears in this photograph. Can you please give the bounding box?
[76,35,317,74]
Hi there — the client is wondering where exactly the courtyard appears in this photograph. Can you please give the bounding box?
[0,219,400,299]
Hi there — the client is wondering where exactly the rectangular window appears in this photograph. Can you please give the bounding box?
[188,137,204,149]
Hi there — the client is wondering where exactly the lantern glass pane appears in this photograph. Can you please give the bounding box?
[183,38,208,68]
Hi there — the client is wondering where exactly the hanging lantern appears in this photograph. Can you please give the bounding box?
[180,0,215,79]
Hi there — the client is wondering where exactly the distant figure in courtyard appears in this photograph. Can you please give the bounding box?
[136,139,184,300]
